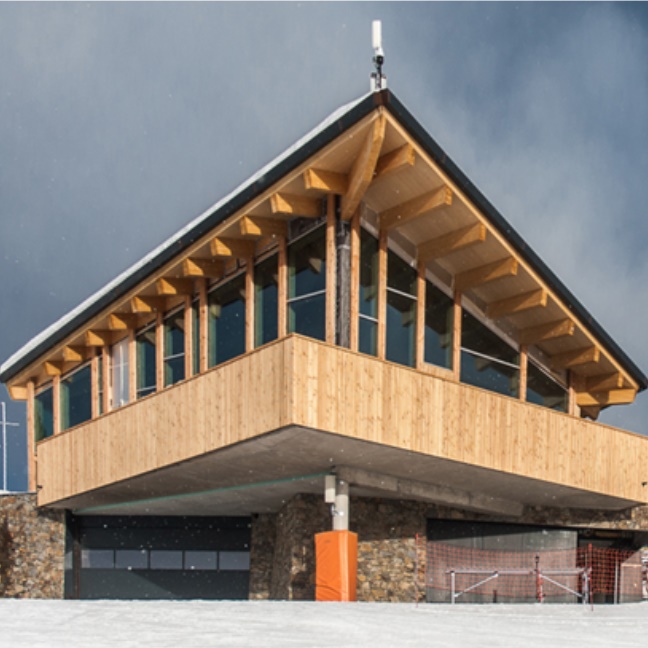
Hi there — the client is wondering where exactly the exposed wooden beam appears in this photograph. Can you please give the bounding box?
[341,114,386,220]
[486,289,547,319]
[374,143,415,180]
[551,346,600,369]
[239,215,287,238]
[182,258,224,279]
[62,346,90,362]
[130,295,168,314]
[44,361,64,377]
[108,313,139,331]
[156,277,194,296]
[303,168,348,195]
[417,223,486,262]
[209,237,256,259]
[85,330,115,347]
[269,193,321,218]
[519,319,575,346]
[580,406,601,421]
[454,257,518,293]
[576,388,637,408]
[8,384,27,400]
[586,372,625,393]
[380,185,453,231]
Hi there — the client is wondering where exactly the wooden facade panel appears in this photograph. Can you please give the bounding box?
[36,336,648,507]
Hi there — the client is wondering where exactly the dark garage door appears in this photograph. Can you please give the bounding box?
[66,515,251,600]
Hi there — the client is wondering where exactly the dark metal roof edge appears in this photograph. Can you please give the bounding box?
[380,90,648,391]
[0,92,383,384]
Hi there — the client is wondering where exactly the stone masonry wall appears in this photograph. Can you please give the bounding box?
[248,513,277,600]
[0,493,65,598]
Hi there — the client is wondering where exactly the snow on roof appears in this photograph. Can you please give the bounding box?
[0,92,372,381]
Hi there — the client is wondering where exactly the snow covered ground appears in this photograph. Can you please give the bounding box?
[1,600,647,648]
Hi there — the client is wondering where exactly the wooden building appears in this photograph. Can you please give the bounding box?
[2,88,648,602]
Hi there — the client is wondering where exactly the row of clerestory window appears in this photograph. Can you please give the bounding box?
[33,224,567,441]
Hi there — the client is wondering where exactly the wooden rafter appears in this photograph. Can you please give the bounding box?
[270,193,321,218]
[580,406,601,421]
[108,313,139,331]
[44,361,64,377]
[374,143,415,180]
[85,330,115,347]
[62,346,90,362]
[303,168,348,195]
[380,185,453,231]
[576,388,637,408]
[519,319,574,346]
[131,295,168,314]
[182,258,224,279]
[341,114,386,220]
[551,346,600,369]
[156,277,194,296]
[486,289,547,320]
[239,215,287,238]
[417,223,486,262]
[586,372,625,393]
[454,257,518,293]
[7,384,27,401]
[209,237,256,259]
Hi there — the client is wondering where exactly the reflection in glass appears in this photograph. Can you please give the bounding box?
[136,325,157,399]
[111,337,130,408]
[255,255,278,347]
[527,362,568,412]
[219,551,251,571]
[208,274,246,366]
[35,386,53,442]
[115,549,148,570]
[386,250,417,367]
[358,229,378,356]
[184,550,217,571]
[192,299,200,376]
[81,549,114,569]
[150,550,184,570]
[424,281,453,369]
[60,364,92,431]
[164,309,185,387]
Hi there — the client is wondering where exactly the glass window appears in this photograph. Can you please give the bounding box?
[208,274,246,367]
[358,229,379,356]
[219,551,250,571]
[150,550,183,570]
[97,354,104,416]
[288,227,326,341]
[461,311,519,397]
[136,325,157,399]
[255,255,278,347]
[34,386,53,442]
[111,338,130,408]
[60,364,92,431]
[424,281,453,369]
[527,362,568,412]
[192,299,200,376]
[184,550,217,571]
[386,250,417,367]
[164,309,185,387]
[81,549,114,569]
[115,549,148,570]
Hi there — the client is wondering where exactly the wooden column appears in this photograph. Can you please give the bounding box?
[326,195,337,345]
[246,257,255,352]
[519,345,528,401]
[198,278,208,372]
[184,295,193,378]
[52,375,61,436]
[156,311,164,391]
[452,290,462,380]
[568,370,578,416]
[377,229,388,360]
[26,380,36,492]
[416,259,426,370]
[102,345,110,414]
[128,329,137,402]
[349,209,360,352]
[278,236,288,338]
[90,349,99,419]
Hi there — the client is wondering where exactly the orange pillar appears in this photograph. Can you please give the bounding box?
[315,530,358,601]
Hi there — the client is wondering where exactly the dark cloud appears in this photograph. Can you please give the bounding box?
[1,3,647,489]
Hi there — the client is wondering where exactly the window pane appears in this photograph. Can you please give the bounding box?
[387,250,416,296]
[424,281,453,369]
[60,364,92,431]
[35,387,53,442]
[386,290,416,367]
[115,549,148,570]
[137,327,157,398]
[288,227,326,298]
[111,338,130,408]
[208,275,246,367]
[192,300,200,375]
[164,310,185,387]
[462,311,518,365]
[461,350,520,398]
[97,354,104,416]
[527,363,568,412]
[81,549,114,569]
[184,551,217,571]
[255,255,278,347]
[219,551,250,571]
[150,550,183,570]
[359,229,379,318]
[358,317,378,356]
[288,294,326,341]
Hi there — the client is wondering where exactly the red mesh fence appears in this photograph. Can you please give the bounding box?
[422,540,646,604]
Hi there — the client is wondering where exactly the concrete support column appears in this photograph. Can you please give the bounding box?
[333,478,350,531]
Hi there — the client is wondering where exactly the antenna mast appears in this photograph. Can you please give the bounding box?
[370,20,386,92]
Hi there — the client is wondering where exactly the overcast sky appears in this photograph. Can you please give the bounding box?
[1,3,648,491]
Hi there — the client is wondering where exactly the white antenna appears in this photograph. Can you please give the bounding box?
[370,20,387,92]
